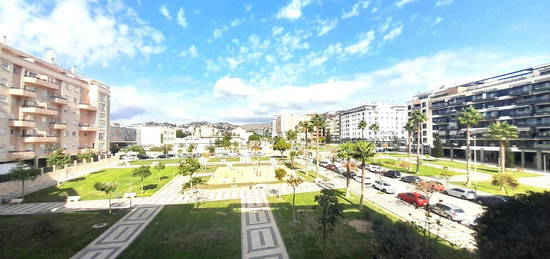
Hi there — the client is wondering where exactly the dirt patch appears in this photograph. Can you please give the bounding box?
[348,219,372,234]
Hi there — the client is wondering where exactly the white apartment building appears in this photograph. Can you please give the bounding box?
[271,114,313,139]
[340,102,407,143]
[192,125,218,138]
[231,127,252,140]
[132,126,176,147]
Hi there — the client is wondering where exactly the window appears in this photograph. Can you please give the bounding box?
[0,78,7,87]
[0,145,4,152]
[0,112,6,119]
[72,131,76,137]
[1,62,9,71]
[0,129,4,135]
[0,95,6,102]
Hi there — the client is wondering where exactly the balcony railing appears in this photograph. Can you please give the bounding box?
[78,103,97,111]
[23,134,58,143]
[9,86,37,98]
[21,104,58,116]
[22,76,59,90]
[50,121,67,130]
[9,119,36,128]
[8,150,35,160]
[533,82,550,92]
[50,96,68,105]
[79,123,97,131]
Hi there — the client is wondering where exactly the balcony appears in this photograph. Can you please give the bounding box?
[21,105,58,116]
[50,121,67,130]
[79,123,97,131]
[8,150,35,160]
[22,76,58,90]
[23,135,58,143]
[50,96,68,105]
[9,87,37,98]
[9,119,36,128]
[78,103,97,111]
[533,82,550,93]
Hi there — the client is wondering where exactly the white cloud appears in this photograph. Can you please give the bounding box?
[341,0,370,19]
[345,31,375,55]
[213,77,258,98]
[395,0,418,8]
[436,0,454,7]
[272,26,284,36]
[379,17,392,33]
[0,0,165,67]
[276,0,312,20]
[316,18,338,36]
[179,45,198,58]
[383,25,403,42]
[159,4,171,20]
[176,8,187,28]
[244,4,253,12]
[230,18,243,27]
[433,17,443,26]
[213,25,229,38]
[205,59,221,72]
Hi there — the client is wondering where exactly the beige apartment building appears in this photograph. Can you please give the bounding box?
[0,43,110,166]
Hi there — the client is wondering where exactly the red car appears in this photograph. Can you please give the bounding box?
[418,180,446,192]
[398,192,429,207]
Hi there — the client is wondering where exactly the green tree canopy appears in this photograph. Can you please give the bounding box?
[94,182,117,213]
[248,134,261,141]
[315,189,344,257]
[46,149,71,169]
[9,164,41,198]
[486,122,518,173]
[272,139,291,157]
[179,158,201,188]
[122,145,146,155]
[132,166,152,194]
[352,141,376,207]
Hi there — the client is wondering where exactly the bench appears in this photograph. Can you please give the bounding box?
[67,196,80,202]
[9,198,23,205]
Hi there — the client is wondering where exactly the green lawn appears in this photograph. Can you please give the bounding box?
[268,191,472,259]
[0,210,125,259]
[251,156,272,161]
[208,157,240,162]
[129,159,181,165]
[372,158,462,177]
[451,181,548,196]
[120,200,241,258]
[23,167,179,203]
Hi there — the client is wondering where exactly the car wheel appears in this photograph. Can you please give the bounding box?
[383,189,387,193]
[461,195,466,199]
[443,191,448,195]
[447,215,453,220]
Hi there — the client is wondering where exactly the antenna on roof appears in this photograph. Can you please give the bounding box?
[2,35,6,44]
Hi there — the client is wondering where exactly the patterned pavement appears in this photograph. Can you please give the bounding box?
[241,195,288,259]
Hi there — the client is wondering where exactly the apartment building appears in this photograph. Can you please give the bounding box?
[132,125,176,147]
[324,111,342,143]
[340,102,408,144]
[109,123,137,151]
[409,64,550,170]
[271,114,313,139]
[0,43,110,166]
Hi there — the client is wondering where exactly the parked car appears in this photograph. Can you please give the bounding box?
[166,154,175,158]
[397,192,429,207]
[418,180,446,192]
[157,154,167,159]
[383,170,401,178]
[369,165,383,173]
[443,187,477,200]
[137,154,149,159]
[319,161,329,167]
[429,203,466,222]
[475,195,509,207]
[353,175,373,185]
[401,175,422,184]
[373,180,395,194]
[325,164,337,172]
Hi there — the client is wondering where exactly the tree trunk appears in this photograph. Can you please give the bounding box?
[315,135,319,178]
[305,129,309,176]
[190,174,194,188]
[466,127,471,186]
[408,135,412,171]
[345,158,350,197]
[500,140,506,174]
[416,125,421,173]
[108,196,112,214]
[158,170,161,184]
[21,180,25,199]
[292,188,296,222]
[141,179,144,194]
[359,163,365,208]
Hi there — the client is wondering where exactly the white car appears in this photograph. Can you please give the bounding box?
[443,187,477,200]
[353,175,373,185]
[430,203,466,222]
[373,180,395,194]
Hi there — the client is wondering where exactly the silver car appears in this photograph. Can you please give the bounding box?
[444,187,477,200]
[373,180,395,194]
[430,203,466,222]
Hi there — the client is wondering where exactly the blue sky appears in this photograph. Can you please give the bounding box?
[1,0,550,124]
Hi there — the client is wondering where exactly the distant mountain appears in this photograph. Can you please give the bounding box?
[179,121,237,130]
[239,123,271,131]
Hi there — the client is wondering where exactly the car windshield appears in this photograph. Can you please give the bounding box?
[419,195,427,200]
[383,183,390,186]
[467,191,476,194]
[454,209,464,213]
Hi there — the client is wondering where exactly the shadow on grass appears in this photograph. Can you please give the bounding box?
[160,176,169,180]
[143,184,158,191]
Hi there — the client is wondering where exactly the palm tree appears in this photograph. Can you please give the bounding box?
[358,119,367,140]
[458,107,484,186]
[405,119,416,171]
[310,114,326,177]
[369,123,380,147]
[298,120,314,172]
[352,141,376,208]
[410,111,427,173]
[486,122,518,174]
[337,143,356,197]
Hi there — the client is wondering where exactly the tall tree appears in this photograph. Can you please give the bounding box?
[352,141,376,208]
[310,114,326,177]
[298,120,314,171]
[432,136,444,158]
[132,166,152,194]
[46,149,71,170]
[94,182,117,214]
[336,142,355,197]
[369,123,380,147]
[122,145,146,155]
[458,107,484,186]
[358,119,367,140]
[486,122,518,174]
[286,129,297,147]
[187,143,196,154]
[405,119,416,171]
[286,175,304,222]
[410,111,427,173]
[8,164,40,199]
[179,158,201,188]
[272,138,291,158]
[315,189,344,259]
[154,162,165,184]
[274,168,287,198]
[289,150,299,166]
[491,173,519,195]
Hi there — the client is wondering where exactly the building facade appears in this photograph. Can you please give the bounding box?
[0,43,110,166]
[340,102,408,144]
[109,123,137,151]
[132,125,176,147]
[324,111,342,143]
[271,114,312,139]
[409,64,550,169]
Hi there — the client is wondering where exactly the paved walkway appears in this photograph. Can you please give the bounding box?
[241,195,289,259]
[71,205,163,259]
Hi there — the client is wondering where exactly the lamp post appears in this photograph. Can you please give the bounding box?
[544,154,547,173]
[473,136,477,173]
